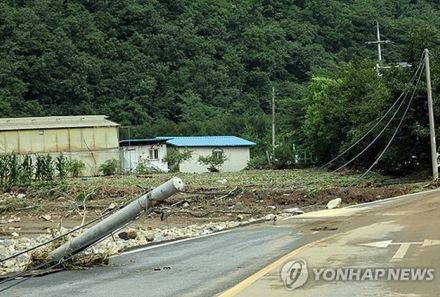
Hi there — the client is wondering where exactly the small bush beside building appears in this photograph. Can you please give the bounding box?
[120,136,256,173]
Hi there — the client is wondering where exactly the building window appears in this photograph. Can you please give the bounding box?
[149,148,159,160]
[212,148,224,159]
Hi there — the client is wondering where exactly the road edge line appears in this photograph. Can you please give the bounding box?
[116,217,272,257]
[217,234,339,297]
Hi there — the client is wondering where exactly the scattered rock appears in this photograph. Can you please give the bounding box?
[118,229,138,240]
[145,234,155,242]
[267,205,276,210]
[0,213,277,276]
[7,217,21,223]
[0,239,13,247]
[107,203,117,210]
[16,193,26,199]
[264,214,277,221]
[326,198,342,209]
[40,214,52,221]
[216,179,228,184]
[2,193,12,200]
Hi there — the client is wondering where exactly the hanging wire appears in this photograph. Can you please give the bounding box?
[360,62,425,177]
[331,54,426,173]
[321,51,426,169]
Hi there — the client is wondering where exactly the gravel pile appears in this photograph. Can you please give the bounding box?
[0,214,281,275]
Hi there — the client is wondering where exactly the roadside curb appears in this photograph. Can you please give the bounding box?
[117,217,273,256]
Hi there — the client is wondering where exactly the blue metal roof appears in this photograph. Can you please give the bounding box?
[156,136,256,147]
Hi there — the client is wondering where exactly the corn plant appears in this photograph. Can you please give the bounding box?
[35,154,54,181]
[0,155,7,188]
[7,153,19,186]
[18,154,33,186]
[56,154,68,179]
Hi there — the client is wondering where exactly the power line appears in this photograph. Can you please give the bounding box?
[321,52,426,169]
[331,55,425,173]
[360,61,426,177]
[0,217,133,293]
[0,212,110,264]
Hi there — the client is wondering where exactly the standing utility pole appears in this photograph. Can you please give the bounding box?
[271,86,276,152]
[424,49,438,180]
[375,21,383,62]
[366,22,392,76]
[366,22,411,76]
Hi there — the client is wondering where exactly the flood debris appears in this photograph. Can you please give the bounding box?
[311,226,338,231]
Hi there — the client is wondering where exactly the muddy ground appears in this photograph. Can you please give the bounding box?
[0,174,427,239]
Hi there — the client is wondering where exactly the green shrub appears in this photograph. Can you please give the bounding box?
[136,157,149,174]
[99,159,120,176]
[164,148,192,172]
[247,155,270,170]
[198,154,227,172]
[67,159,86,177]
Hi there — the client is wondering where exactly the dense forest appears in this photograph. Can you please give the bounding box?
[1,0,440,173]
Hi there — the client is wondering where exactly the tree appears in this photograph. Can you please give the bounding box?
[198,154,227,172]
[164,148,192,172]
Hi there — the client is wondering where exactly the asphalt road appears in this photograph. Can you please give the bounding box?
[1,223,305,297]
[2,189,440,297]
[227,189,440,297]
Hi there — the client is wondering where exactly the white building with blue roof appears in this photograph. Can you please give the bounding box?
[120,136,256,173]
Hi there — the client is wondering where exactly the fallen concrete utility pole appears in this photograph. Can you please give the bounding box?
[47,177,185,263]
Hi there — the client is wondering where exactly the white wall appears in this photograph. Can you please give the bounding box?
[179,147,250,173]
[121,143,168,173]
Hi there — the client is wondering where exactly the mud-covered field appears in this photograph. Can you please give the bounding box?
[0,169,430,238]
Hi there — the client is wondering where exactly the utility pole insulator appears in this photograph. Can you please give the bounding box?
[366,21,411,76]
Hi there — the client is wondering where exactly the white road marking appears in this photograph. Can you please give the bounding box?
[392,243,412,259]
[361,240,393,248]
[422,239,440,247]
[360,239,440,260]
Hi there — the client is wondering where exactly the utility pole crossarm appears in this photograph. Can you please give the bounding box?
[365,22,410,76]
